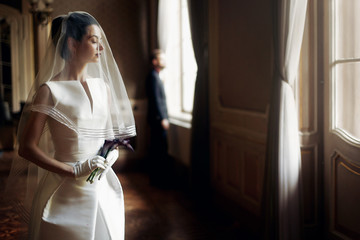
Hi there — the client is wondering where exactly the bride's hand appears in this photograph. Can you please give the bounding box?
[73,155,106,179]
[98,149,119,180]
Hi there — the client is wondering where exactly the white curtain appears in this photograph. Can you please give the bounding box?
[158,0,197,114]
[0,6,33,112]
[273,0,308,239]
[158,0,176,53]
[157,0,181,115]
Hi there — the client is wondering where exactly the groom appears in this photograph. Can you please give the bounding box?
[146,49,170,187]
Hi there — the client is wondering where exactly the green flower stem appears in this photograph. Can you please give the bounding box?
[86,168,100,183]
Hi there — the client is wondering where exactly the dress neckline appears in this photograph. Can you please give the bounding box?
[49,78,97,115]
[50,78,99,83]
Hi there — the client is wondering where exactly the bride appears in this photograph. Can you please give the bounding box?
[5,12,136,239]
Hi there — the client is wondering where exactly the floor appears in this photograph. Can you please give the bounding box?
[0,151,259,240]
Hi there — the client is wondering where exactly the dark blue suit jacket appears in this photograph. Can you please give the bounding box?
[146,69,168,126]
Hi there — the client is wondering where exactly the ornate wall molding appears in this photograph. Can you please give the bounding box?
[330,151,360,239]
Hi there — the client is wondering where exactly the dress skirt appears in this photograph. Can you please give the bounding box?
[28,164,124,240]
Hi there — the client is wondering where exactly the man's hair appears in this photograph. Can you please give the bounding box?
[150,49,163,61]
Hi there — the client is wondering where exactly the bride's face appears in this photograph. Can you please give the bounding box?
[76,24,103,63]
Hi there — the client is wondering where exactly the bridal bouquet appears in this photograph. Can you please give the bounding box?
[86,139,134,183]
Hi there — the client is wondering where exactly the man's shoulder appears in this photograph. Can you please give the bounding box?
[148,69,159,78]
[147,69,160,83]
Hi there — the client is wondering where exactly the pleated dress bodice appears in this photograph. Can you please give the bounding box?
[46,78,109,162]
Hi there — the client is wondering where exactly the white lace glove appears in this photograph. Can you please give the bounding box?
[98,149,119,180]
[73,155,107,179]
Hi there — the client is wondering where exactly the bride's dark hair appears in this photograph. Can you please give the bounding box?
[51,12,99,60]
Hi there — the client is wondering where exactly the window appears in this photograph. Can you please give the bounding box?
[158,0,197,124]
[331,0,360,142]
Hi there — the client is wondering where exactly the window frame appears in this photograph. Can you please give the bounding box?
[328,0,360,146]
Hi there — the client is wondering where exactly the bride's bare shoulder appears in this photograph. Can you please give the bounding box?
[34,84,52,105]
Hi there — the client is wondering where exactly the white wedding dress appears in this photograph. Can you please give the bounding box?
[28,78,124,240]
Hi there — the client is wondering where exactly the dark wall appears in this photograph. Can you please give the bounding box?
[0,0,22,12]
[217,0,272,113]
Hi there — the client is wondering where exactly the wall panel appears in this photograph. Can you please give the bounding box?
[211,128,266,216]
[331,153,360,239]
[209,0,272,224]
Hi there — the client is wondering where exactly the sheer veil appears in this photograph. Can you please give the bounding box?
[4,11,136,224]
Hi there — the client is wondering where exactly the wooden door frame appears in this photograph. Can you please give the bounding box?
[298,0,324,237]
